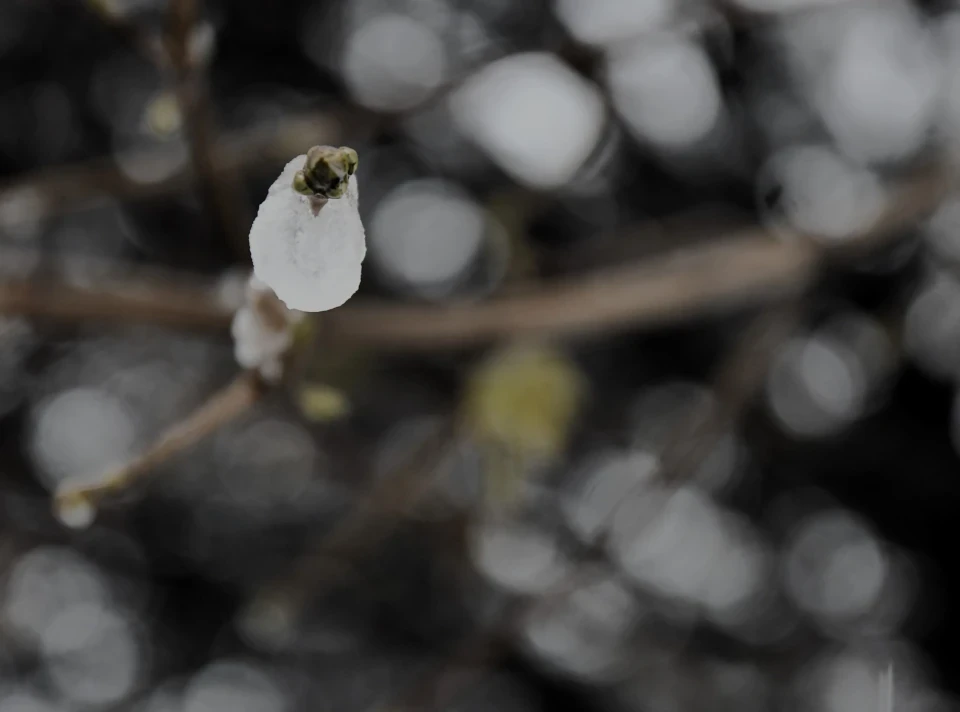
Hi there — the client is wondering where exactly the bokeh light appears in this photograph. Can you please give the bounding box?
[607,36,721,150]
[451,53,606,189]
[555,0,674,47]
[369,179,489,298]
[342,13,448,112]
[2,547,110,647]
[757,144,885,242]
[469,517,571,596]
[29,387,140,491]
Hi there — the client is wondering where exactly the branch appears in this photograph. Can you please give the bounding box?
[242,421,455,629]
[327,233,817,349]
[84,0,169,69]
[0,110,345,224]
[379,569,597,712]
[0,232,812,337]
[0,269,234,330]
[0,164,950,345]
[52,370,265,527]
[0,49,487,230]
[164,0,252,257]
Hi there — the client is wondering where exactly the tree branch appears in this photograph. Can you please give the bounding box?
[0,232,813,338]
[0,111,345,225]
[0,270,233,330]
[164,0,253,257]
[84,0,169,69]
[243,421,455,627]
[52,370,265,527]
[0,165,950,347]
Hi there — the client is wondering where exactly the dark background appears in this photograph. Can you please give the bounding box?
[1,0,959,710]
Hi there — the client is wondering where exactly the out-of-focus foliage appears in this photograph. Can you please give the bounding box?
[462,343,584,508]
[297,382,351,422]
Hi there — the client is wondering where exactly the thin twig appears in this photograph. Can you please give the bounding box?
[0,164,949,342]
[0,110,344,223]
[164,0,252,257]
[378,568,598,712]
[0,271,234,330]
[246,420,455,619]
[53,370,265,520]
[377,604,522,712]
[327,234,817,349]
[660,301,801,485]
[83,0,169,69]
[0,46,508,229]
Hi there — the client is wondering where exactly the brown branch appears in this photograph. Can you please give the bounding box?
[328,234,817,349]
[164,0,252,258]
[0,272,234,331]
[0,164,950,345]
[0,45,470,229]
[378,605,522,712]
[662,301,801,485]
[379,568,598,712]
[294,162,958,349]
[0,232,813,338]
[84,0,253,257]
[245,420,455,623]
[83,0,170,69]
[53,370,265,526]
[0,110,346,226]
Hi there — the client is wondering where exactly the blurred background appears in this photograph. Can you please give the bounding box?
[2,0,960,710]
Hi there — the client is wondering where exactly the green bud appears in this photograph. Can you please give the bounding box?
[292,170,313,196]
[291,145,360,200]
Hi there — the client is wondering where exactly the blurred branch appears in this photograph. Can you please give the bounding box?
[0,164,950,344]
[329,233,817,349]
[53,370,265,523]
[84,0,254,255]
[379,569,597,712]
[377,602,524,712]
[663,302,801,484]
[246,421,455,620]
[83,0,169,69]
[0,37,472,230]
[0,233,811,337]
[0,110,345,223]
[164,0,252,257]
[0,267,234,330]
[287,162,956,348]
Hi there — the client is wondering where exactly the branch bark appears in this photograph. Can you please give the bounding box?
[0,165,950,347]
[0,111,345,225]
[53,370,265,526]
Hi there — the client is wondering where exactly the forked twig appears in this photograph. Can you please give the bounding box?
[244,421,455,624]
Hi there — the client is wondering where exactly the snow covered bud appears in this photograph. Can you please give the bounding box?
[232,275,304,383]
[249,147,366,313]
